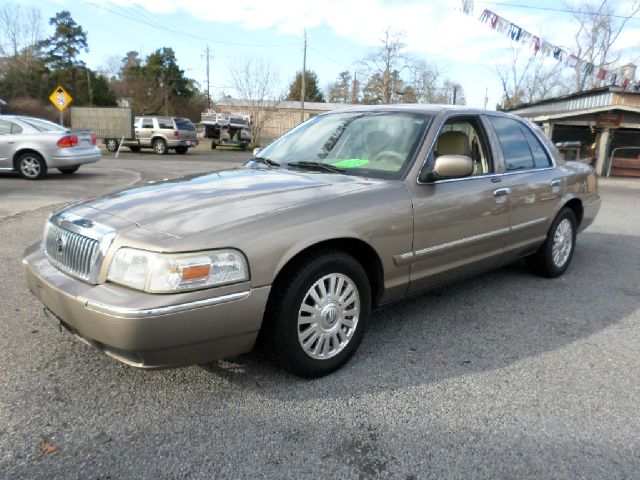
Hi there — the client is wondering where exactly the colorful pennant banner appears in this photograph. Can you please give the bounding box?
[465,5,640,93]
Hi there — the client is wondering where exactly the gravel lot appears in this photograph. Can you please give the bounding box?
[1,150,639,479]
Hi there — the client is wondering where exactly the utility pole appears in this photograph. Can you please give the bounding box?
[301,29,307,122]
[483,87,488,109]
[351,72,358,104]
[452,85,458,105]
[205,45,211,110]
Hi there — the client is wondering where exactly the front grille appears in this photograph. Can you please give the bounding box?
[45,223,100,281]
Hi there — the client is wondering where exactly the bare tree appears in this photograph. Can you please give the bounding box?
[496,41,570,108]
[0,4,42,64]
[571,0,640,91]
[409,60,442,103]
[359,28,408,104]
[228,57,282,143]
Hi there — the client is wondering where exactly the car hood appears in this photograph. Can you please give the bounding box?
[83,167,379,238]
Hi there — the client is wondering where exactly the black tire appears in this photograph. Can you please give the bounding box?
[153,138,168,155]
[105,138,119,152]
[260,250,371,378]
[58,166,79,175]
[17,152,47,180]
[527,208,577,278]
[175,146,188,155]
[129,146,141,153]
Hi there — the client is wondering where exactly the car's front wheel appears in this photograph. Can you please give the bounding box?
[262,250,371,378]
[153,138,168,155]
[527,207,577,277]
[17,152,47,180]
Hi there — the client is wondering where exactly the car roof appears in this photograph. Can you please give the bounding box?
[316,104,518,119]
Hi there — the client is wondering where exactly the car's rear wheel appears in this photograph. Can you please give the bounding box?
[527,207,577,278]
[58,166,79,175]
[17,152,47,180]
[153,138,168,155]
[105,138,119,152]
[261,250,371,378]
[175,146,188,154]
[129,146,141,153]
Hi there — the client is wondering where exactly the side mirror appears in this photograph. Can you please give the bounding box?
[252,147,261,156]
[430,155,473,180]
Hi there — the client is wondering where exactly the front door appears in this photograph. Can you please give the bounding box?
[137,118,154,147]
[406,115,511,293]
[0,119,21,170]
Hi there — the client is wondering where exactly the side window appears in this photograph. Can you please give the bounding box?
[488,116,534,171]
[433,117,492,175]
[0,120,12,135]
[519,124,552,168]
[141,119,154,129]
[158,118,174,129]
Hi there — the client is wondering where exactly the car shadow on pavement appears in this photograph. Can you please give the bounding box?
[200,230,638,398]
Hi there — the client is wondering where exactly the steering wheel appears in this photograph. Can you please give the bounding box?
[372,150,405,170]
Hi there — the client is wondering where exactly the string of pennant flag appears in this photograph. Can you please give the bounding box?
[460,2,640,92]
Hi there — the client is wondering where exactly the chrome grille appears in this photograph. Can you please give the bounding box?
[45,223,100,281]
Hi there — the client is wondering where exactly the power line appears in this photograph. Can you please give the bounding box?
[481,1,640,20]
[79,0,300,48]
[307,45,352,69]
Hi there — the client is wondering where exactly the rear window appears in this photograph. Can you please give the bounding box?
[158,118,174,129]
[488,116,534,171]
[174,118,195,131]
[21,117,67,132]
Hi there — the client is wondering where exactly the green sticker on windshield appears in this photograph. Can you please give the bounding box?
[330,159,370,168]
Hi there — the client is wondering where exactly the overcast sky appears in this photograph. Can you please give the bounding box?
[18,0,640,108]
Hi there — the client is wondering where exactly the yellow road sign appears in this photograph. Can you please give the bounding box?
[49,85,73,111]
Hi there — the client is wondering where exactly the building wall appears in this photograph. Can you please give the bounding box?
[211,102,355,144]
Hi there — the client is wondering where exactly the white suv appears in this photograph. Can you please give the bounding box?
[105,116,199,155]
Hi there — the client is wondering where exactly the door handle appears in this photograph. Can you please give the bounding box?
[493,187,511,197]
[550,179,561,187]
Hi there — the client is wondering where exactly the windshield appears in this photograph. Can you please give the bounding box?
[254,111,431,179]
[21,117,67,132]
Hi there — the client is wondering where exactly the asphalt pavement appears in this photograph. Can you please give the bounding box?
[0,151,639,479]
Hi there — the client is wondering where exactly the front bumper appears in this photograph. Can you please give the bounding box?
[22,243,270,368]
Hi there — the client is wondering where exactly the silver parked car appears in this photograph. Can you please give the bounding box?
[0,115,101,179]
[23,106,600,377]
[104,116,199,155]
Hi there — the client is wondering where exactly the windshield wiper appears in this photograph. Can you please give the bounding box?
[251,156,281,167]
[287,161,345,173]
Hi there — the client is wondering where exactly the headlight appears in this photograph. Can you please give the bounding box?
[107,248,249,293]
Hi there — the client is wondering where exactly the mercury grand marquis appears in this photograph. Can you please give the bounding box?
[23,106,600,378]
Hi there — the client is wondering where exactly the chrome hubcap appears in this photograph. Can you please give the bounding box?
[155,142,165,153]
[297,273,360,360]
[20,157,41,177]
[552,218,573,268]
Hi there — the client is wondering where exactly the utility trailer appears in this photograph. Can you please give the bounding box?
[201,109,251,150]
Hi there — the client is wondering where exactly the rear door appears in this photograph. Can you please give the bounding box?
[405,114,511,293]
[485,115,563,257]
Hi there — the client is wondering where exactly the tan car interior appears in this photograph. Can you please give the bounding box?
[435,123,490,175]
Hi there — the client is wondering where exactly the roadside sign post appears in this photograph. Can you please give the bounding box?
[48,85,73,126]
